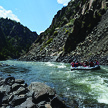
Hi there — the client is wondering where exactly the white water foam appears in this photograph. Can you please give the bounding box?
[100,65,108,72]
[44,62,66,68]
[98,95,108,104]
[78,75,108,104]
[44,62,55,67]
[57,64,66,68]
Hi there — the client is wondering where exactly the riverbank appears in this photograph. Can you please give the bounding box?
[19,55,108,65]
[0,76,68,108]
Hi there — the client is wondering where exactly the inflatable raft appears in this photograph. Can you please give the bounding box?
[71,65,100,70]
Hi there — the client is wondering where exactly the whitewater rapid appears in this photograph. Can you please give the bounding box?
[0,60,108,107]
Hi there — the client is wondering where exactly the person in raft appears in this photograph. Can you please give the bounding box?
[71,62,75,67]
[71,61,81,67]
[89,60,94,67]
[94,60,99,65]
[71,60,99,67]
[85,60,89,66]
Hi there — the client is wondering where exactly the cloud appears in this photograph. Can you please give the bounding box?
[0,6,20,22]
[39,31,44,34]
[57,0,71,6]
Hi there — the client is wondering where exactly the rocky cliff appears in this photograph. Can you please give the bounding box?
[0,18,38,60]
[19,0,108,65]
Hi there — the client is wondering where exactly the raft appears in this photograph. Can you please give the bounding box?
[71,65,100,70]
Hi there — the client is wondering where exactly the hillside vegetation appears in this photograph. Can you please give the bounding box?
[0,18,38,60]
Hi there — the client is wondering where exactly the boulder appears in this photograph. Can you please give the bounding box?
[0,92,4,106]
[12,83,27,91]
[1,94,14,105]
[0,79,5,86]
[9,95,27,107]
[28,82,56,102]
[28,82,56,96]
[50,96,66,108]
[28,82,56,104]
[15,79,25,84]
[15,97,36,108]
[12,83,22,91]
[13,87,28,95]
[0,85,12,94]
[26,92,33,98]
[5,77,15,86]
[2,95,10,104]
[32,92,50,104]
[0,77,4,81]
[6,106,13,108]
[28,82,66,107]
[45,104,52,108]
[8,94,14,102]
[21,83,27,87]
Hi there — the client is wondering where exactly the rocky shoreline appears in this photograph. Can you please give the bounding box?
[0,76,68,108]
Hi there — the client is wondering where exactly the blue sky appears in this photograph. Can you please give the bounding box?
[0,0,71,34]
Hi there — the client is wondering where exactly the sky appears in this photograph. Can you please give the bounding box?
[0,0,71,34]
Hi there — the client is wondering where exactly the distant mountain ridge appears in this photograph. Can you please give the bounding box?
[0,18,38,60]
[19,0,108,64]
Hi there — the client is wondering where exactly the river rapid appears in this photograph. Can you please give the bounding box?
[0,60,108,107]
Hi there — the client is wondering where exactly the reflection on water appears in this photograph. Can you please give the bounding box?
[0,60,108,107]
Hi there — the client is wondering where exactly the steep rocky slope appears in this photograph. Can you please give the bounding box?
[57,10,108,65]
[19,0,108,64]
[0,18,38,60]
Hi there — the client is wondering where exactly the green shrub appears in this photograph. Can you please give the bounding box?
[40,44,46,51]
[70,19,75,24]
[97,12,102,17]
[53,31,58,36]
[40,38,53,51]
[68,33,71,37]
[65,30,69,34]
[88,23,91,28]
[46,38,53,45]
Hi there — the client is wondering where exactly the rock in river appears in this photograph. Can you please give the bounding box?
[0,77,67,108]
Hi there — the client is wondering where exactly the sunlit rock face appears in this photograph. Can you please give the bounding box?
[20,0,108,64]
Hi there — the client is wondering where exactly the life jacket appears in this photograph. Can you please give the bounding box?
[95,61,99,65]
[90,62,94,67]
[72,63,75,67]
[82,63,86,67]
[85,62,89,66]
[74,63,78,67]
[71,62,75,67]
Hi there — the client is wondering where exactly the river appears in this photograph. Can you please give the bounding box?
[0,60,108,107]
